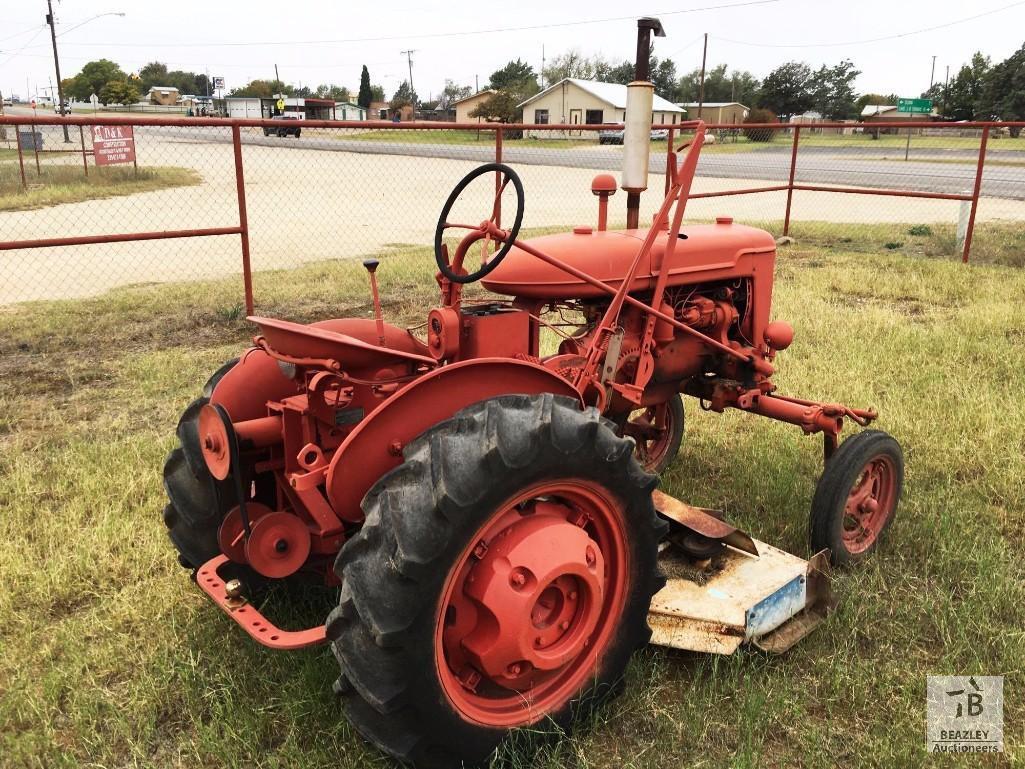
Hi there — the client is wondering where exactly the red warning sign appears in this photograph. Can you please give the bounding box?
[92,124,137,166]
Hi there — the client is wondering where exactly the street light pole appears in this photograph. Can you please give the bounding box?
[46,0,70,142]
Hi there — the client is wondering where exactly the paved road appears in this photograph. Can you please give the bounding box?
[159,128,1025,201]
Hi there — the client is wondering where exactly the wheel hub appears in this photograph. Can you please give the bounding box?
[459,508,605,689]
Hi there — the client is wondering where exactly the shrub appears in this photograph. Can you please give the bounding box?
[743,108,779,142]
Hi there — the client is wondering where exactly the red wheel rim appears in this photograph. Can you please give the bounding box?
[435,481,628,727]
[841,455,898,553]
[624,402,673,473]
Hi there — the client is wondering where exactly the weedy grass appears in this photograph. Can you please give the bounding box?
[1,237,1023,768]
[0,164,200,212]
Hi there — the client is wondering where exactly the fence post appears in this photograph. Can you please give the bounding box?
[665,126,675,196]
[231,124,255,314]
[15,124,27,190]
[32,121,41,176]
[783,125,800,236]
[494,126,503,228]
[961,125,989,264]
[79,125,88,177]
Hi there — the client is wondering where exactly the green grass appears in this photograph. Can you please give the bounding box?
[1,237,1024,767]
[0,164,201,212]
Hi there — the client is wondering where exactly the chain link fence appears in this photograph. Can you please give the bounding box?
[1,117,1023,315]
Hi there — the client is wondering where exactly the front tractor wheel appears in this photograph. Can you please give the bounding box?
[327,394,665,767]
[623,394,685,475]
[809,429,904,566]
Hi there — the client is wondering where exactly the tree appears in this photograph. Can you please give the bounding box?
[488,59,539,100]
[138,61,169,93]
[358,65,373,108]
[65,59,126,100]
[543,50,597,83]
[977,43,1025,135]
[229,79,290,98]
[316,84,351,101]
[856,92,899,112]
[758,61,814,120]
[941,52,990,120]
[742,107,779,141]
[468,91,520,123]
[390,80,417,109]
[808,60,861,119]
[650,57,678,101]
[370,84,385,101]
[99,79,140,105]
[437,79,472,109]
[677,64,760,105]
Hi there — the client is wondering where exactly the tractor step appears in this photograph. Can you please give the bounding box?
[195,555,327,650]
[647,491,833,655]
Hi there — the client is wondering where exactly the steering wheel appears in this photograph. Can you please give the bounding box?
[434,163,525,284]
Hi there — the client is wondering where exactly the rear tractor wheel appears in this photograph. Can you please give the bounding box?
[809,429,903,566]
[327,394,666,767]
[162,359,240,569]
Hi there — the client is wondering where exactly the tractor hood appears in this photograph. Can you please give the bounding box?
[482,223,776,299]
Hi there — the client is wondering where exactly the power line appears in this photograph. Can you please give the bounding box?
[0,26,47,68]
[715,0,1025,49]
[0,23,44,44]
[38,0,784,49]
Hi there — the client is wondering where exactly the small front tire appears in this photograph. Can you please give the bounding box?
[809,430,903,566]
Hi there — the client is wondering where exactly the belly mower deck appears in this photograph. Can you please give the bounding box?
[195,490,832,655]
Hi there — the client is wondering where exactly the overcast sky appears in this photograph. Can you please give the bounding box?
[2,0,1023,101]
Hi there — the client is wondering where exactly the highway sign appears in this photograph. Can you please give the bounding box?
[897,97,933,114]
[212,76,225,90]
[276,98,286,111]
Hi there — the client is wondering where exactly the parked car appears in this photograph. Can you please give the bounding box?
[598,124,672,144]
[2,97,12,107]
[53,100,70,114]
[264,114,302,138]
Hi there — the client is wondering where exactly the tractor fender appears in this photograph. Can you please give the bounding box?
[209,347,300,422]
[325,358,582,523]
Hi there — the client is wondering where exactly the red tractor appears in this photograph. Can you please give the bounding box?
[163,123,902,767]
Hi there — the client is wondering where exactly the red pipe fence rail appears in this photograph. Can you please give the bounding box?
[1,115,1021,312]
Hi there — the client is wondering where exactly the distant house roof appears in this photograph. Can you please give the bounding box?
[452,89,496,105]
[518,78,684,112]
[147,86,179,93]
[677,101,748,109]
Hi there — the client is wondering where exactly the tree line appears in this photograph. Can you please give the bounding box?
[457,42,1025,126]
[59,60,389,108]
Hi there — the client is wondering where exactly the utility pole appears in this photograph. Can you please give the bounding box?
[401,49,416,104]
[929,55,936,90]
[697,33,708,121]
[541,44,546,89]
[46,0,71,142]
[274,63,280,91]
[942,64,950,117]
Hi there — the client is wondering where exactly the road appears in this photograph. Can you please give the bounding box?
[160,127,1025,200]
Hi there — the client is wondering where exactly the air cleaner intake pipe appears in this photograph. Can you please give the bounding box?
[623,17,665,229]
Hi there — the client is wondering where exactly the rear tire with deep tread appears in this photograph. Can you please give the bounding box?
[162,360,239,569]
[327,394,666,768]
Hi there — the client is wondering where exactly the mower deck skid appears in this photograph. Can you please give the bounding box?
[648,492,832,655]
